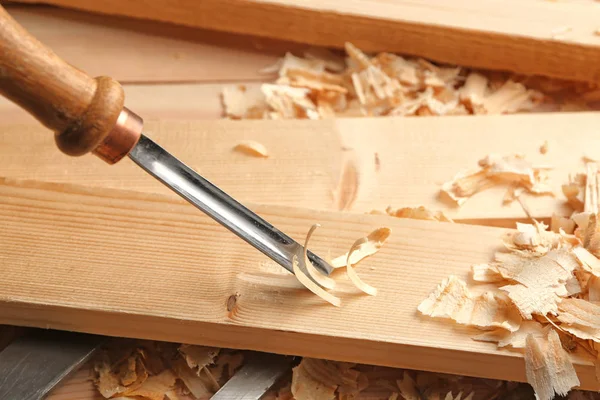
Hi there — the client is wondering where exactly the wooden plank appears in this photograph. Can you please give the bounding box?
[46,364,101,400]
[0,82,257,124]
[5,5,296,83]
[0,178,597,389]
[10,0,600,83]
[1,113,598,224]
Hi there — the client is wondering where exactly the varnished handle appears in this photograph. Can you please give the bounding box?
[0,5,142,163]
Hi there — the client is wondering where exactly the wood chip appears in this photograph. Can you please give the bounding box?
[441,154,552,206]
[418,276,521,331]
[384,206,453,222]
[233,140,269,158]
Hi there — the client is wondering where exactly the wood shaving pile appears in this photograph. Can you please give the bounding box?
[441,154,553,206]
[220,43,600,120]
[93,340,243,399]
[419,162,600,400]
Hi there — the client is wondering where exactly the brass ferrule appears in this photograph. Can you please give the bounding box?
[93,107,143,164]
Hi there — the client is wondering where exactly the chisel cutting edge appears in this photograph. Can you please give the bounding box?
[0,4,334,277]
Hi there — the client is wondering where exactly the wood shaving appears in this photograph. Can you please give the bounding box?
[233,140,269,158]
[383,206,453,222]
[540,140,549,155]
[222,85,268,119]
[293,254,341,307]
[303,224,337,290]
[418,276,521,331]
[331,227,391,269]
[524,330,579,400]
[178,345,219,370]
[441,154,552,206]
[346,236,378,296]
[222,43,556,121]
[420,180,600,400]
[93,342,242,400]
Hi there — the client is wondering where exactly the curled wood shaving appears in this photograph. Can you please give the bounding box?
[304,224,336,290]
[293,254,341,307]
[331,227,391,269]
[346,236,378,296]
[233,140,269,158]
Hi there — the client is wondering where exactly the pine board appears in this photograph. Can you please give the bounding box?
[0,82,258,124]
[5,5,292,83]
[1,113,598,224]
[10,0,600,83]
[0,178,597,390]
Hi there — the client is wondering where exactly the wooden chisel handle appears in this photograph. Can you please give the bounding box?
[0,5,143,164]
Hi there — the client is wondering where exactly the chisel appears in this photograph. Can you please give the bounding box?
[0,4,334,277]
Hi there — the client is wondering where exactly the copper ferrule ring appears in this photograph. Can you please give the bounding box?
[93,107,143,164]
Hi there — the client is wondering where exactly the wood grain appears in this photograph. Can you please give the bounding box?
[45,364,100,400]
[1,113,598,224]
[10,0,600,83]
[0,82,256,124]
[0,178,597,389]
[5,5,295,83]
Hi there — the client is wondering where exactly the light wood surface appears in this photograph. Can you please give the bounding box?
[1,113,598,224]
[0,82,254,124]
[45,366,101,400]
[10,0,600,83]
[0,177,597,390]
[5,5,293,83]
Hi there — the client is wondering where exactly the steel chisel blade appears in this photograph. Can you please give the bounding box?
[0,330,103,400]
[211,352,295,400]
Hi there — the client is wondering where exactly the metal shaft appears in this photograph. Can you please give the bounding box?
[129,135,334,276]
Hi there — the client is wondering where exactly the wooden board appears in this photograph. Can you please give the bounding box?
[5,5,294,83]
[46,364,101,400]
[1,113,599,224]
[10,0,600,83]
[0,82,260,124]
[0,178,597,390]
